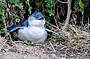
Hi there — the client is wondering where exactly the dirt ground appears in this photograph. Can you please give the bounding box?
[0,34,90,59]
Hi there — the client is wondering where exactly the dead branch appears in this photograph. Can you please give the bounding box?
[49,41,56,52]
[62,0,72,31]
[57,0,69,4]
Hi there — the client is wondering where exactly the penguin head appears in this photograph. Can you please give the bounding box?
[28,16,45,27]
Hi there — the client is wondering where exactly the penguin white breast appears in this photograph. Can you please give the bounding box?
[18,27,47,43]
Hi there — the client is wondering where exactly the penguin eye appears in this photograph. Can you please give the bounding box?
[39,18,44,20]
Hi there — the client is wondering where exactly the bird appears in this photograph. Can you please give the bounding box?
[7,12,47,43]
[7,12,66,43]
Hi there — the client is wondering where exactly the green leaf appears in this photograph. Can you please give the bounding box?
[79,0,84,8]
[0,12,3,15]
[46,4,51,8]
[74,0,79,5]
[0,18,3,22]
[25,0,29,4]
[46,16,50,26]
[19,3,23,9]
[0,2,4,8]
[84,2,88,8]
[36,3,41,8]
[9,0,14,3]
[14,0,19,3]
[15,3,23,9]
[28,7,32,14]
[12,11,17,14]
[45,0,51,3]
[5,15,8,18]
[0,29,6,34]
[80,8,84,15]
[48,10,54,16]
[73,6,79,11]
[42,9,48,13]
[14,15,19,19]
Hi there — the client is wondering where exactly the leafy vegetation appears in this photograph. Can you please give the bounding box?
[73,0,88,14]
[0,0,89,37]
[0,0,55,34]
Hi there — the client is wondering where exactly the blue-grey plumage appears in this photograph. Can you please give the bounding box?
[21,12,45,27]
[18,16,47,43]
[7,12,66,43]
[7,12,47,43]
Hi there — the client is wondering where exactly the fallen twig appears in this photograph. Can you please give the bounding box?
[49,41,56,52]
